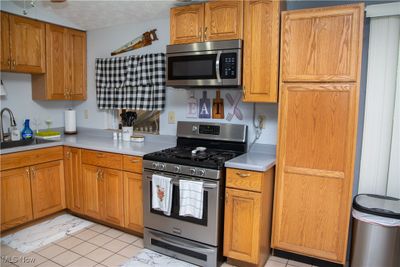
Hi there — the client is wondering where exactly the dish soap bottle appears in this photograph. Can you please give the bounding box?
[21,119,33,140]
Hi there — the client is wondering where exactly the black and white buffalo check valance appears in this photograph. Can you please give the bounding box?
[95,53,166,110]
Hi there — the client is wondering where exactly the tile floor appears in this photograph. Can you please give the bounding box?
[1,223,314,267]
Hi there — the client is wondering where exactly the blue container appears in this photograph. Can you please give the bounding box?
[21,119,33,140]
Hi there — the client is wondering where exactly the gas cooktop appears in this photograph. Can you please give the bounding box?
[143,146,243,170]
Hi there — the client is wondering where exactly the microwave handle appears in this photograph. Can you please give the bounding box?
[216,51,222,83]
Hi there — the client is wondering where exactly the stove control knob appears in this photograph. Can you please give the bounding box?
[159,163,166,170]
[198,169,206,177]
[190,168,196,175]
[152,162,159,169]
[192,125,198,132]
[174,166,181,173]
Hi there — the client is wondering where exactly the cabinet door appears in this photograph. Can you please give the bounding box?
[281,4,364,82]
[67,29,87,100]
[102,168,124,226]
[204,0,243,41]
[82,164,102,219]
[45,24,68,100]
[1,12,10,71]
[64,147,83,213]
[9,15,45,73]
[223,188,261,264]
[31,160,65,219]
[0,167,33,231]
[170,4,204,44]
[272,83,359,263]
[124,172,143,233]
[243,0,280,102]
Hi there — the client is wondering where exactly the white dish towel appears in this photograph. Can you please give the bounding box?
[179,180,204,219]
[152,174,173,216]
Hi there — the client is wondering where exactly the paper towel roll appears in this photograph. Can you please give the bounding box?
[65,109,77,134]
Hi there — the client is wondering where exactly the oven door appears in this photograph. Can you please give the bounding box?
[143,169,223,246]
[166,50,241,87]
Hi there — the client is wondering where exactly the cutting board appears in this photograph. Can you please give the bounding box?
[212,90,224,119]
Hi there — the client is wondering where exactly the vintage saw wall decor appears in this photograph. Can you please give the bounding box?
[111,29,158,56]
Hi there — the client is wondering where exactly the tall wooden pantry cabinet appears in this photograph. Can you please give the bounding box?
[272,4,364,264]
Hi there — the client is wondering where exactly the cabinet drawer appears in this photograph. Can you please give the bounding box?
[123,155,143,174]
[82,149,122,170]
[0,146,63,171]
[226,168,262,192]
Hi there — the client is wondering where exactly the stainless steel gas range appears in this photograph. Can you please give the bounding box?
[142,121,248,267]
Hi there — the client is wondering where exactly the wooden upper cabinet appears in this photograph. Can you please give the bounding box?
[1,12,11,71]
[9,14,45,73]
[0,167,33,231]
[170,4,204,44]
[67,29,87,100]
[281,4,364,82]
[204,0,243,41]
[32,24,86,101]
[243,0,280,102]
[64,147,83,214]
[224,188,261,264]
[30,160,65,219]
[44,24,68,100]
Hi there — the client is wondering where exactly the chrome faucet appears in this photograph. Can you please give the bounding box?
[0,108,17,142]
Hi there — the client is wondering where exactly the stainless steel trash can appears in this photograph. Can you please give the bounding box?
[351,194,400,267]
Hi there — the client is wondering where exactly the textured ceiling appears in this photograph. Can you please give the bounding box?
[28,0,191,30]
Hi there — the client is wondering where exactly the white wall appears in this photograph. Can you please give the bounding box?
[79,17,278,144]
[0,72,73,129]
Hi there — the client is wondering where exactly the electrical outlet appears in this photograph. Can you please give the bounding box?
[168,111,176,124]
[84,109,89,120]
[258,114,266,129]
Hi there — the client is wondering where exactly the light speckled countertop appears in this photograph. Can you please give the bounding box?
[0,128,176,156]
[1,128,275,172]
[224,143,276,172]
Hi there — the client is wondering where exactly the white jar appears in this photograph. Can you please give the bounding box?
[122,126,133,141]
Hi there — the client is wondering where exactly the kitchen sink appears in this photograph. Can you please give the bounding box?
[0,138,57,149]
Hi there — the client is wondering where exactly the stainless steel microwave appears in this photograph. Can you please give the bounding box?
[166,39,242,88]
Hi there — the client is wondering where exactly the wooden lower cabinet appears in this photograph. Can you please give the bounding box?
[124,172,143,233]
[102,168,124,226]
[64,147,83,213]
[82,164,102,219]
[82,163,124,226]
[30,160,66,219]
[224,188,261,264]
[224,168,274,266]
[0,167,33,231]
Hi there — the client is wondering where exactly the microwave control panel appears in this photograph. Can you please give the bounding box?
[220,53,237,79]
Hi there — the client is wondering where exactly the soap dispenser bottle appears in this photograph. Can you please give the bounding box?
[21,119,33,139]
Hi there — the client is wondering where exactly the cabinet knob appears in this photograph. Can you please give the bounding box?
[12,60,16,69]
[30,167,36,178]
[7,58,11,68]
[26,167,30,177]
[243,86,246,99]
[204,27,208,40]
[66,151,71,159]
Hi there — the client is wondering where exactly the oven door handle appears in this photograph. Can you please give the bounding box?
[171,180,217,189]
[216,51,222,83]
[150,231,215,253]
[146,175,218,189]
